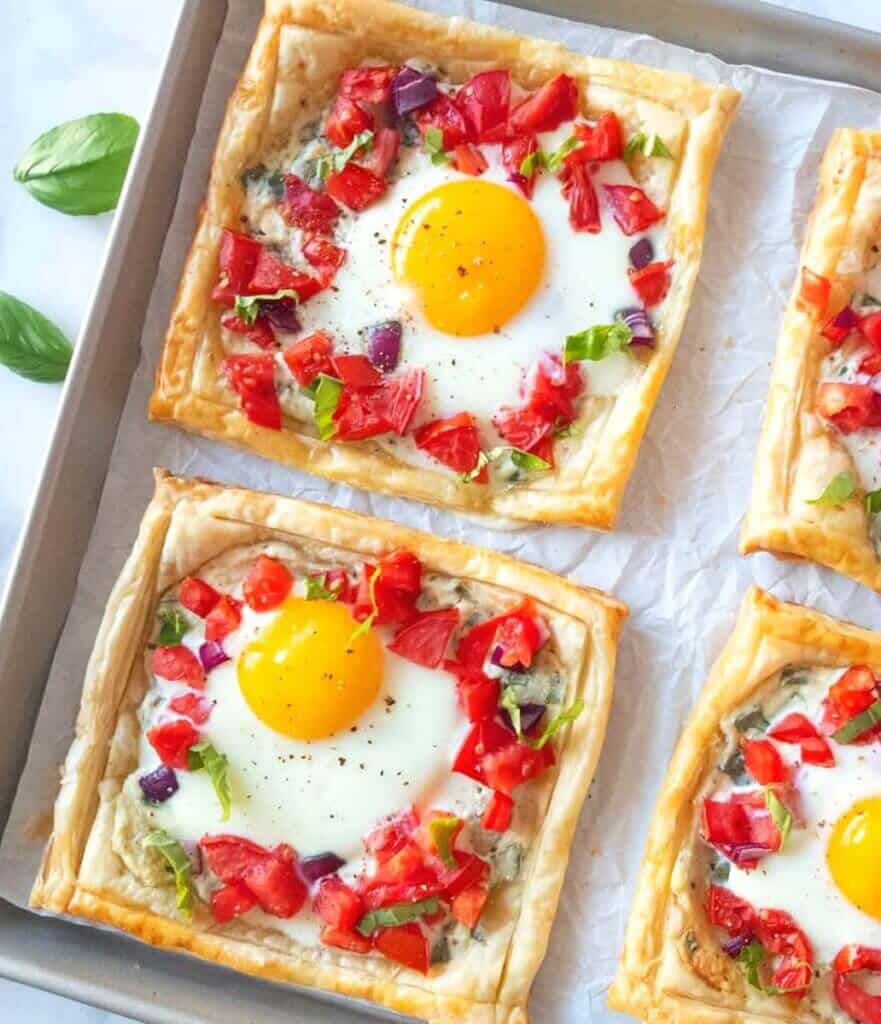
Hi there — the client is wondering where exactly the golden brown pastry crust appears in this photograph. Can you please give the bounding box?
[741,129,881,590]
[32,469,626,1024]
[148,0,739,529]
[607,586,881,1024]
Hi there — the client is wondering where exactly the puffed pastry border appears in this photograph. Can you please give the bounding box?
[148,0,740,529]
[607,586,881,1024]
[31,469,626,1024]
[741,129,881,591]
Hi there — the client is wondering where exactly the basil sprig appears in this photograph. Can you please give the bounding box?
[564,321,633,363]
[356,897,439,936]
[157,606,191,646]
[807,471,855,507]
[833,698,881,743]
[188,742,231,821]
[0,292,72,383]
[144,830,194,917]
[14,113,139,215]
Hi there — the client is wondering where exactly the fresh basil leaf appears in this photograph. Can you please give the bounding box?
[519,149,543,177]
[807,471,855,506]
[233,289,299,326]
[737,940,766,990]
[0,291,72,383]
[158,606,191,646]
[356,897,439,936]
[623,132,647,160]
[564,321,633,363]
[546,135,582,172]
[423,126,449,165]
[646,134,673,158]
[14,113,139,215]
[144,829,194,917]
[487,447,551,474]
[764,788,792,850]
[501,687,522,737]
[623,131,672,160]
[313,374,343,440]
[833,698,881,743]
[867,489,881,516]
[188,742,231,821]
[530,698,584,749]
[349,564,381,641]
[305,575,338,601]
[458,450,489,483]
[734,706,768,734]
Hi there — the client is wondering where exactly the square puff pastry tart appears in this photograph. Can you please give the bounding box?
[742,129,881,591]
[609,586,881,1024]
[32,469,625,1024]
[149,0,739,528]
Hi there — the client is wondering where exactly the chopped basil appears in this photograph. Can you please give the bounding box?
[356,897,439,936]
[764,789,792,850]
[428,816,461,869]
[519,135,583,177]
[458,450,489,483]
[563,321,633,363]
[431,936,451,964]
[492,842,523,883]
[867,489,881,516]
[144,830,194,917]
[349,564,381,641]
[500,686,523,737]
[157,606,190,646]
[313,374,343,440]
[833,698,881,743]
[233,289,299,326]
[807,471,855,507]
[624,131,673,160]
[423,126,448,166]
[316,130,374,180]
[737,941,767,991]
[305,575,338,602]
[488,446,551,473]
[188,742,231,821]
[733,706,768,734]
[530,698,584,749]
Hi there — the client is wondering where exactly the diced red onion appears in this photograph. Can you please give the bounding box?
[391,67,438,117]
[831,305,859,331]
[199,640,229,672]
[138,765,178,803]
[617,306,655,348]
[181,839,203,875]
[629,237,654,269]
[261,297,300,332]
[490,644,526,673]
[300,852,346,884]
[722,932,754,958]
[365,320,402,372]
[501,702,546,735]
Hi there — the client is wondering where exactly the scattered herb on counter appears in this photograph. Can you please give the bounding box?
[0,291,72,382]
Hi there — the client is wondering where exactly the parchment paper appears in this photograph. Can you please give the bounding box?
[3,1,881,1021]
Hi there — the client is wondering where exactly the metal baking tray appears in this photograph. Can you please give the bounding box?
[2,0,880,1021]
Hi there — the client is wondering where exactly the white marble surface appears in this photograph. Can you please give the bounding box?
[0,1,879,1021]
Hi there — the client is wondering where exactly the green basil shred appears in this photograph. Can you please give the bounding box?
[144,830,194,917]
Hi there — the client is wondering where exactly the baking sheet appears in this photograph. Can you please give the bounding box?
[3,0,881,1021]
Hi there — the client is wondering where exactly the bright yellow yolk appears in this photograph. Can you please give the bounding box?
[237,598,383,740]
[828,796,881,920]
[392,179,545,336]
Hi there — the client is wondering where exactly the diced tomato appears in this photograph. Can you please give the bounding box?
[242,846,307,918]
[445,661,500,722]
[415,93,471,150]
[371,840,434,888]
[414,412,484,477]
[456,599,546,673]
[526,353,583,424]
[860,351,881,376]
[822,307,858,346]
[455,69,511,141]
[821,665,881,744]
[482,791,513,832]
[352,549,422,625]
[213,229,263,304]
[700,792,780,868]
[364,808,419,863]
[221,312,276,349]
[509,74,578,136]
[501,134,538,198]
[816,381,881,433]
[628,260,674,308]
[452,143,488,176]
[179,577,221,617]
[860,312,881,351]
[492,404,554,453]
[835,945,881,974]
[313,877,364,931]
[561,163,600,233]
[325,163,387,212]
[335,367,425,442]
[339,65,398,104]
[603,184,665,235]
[282,174,341,234]
[798,267,831,317]
[767,712,834,767]
[482,739,554,795]
[439,852,489,900]
[323,568,354,602]
[705,883,757,935]
[325,94,374,149]
[493,605,543,669]
[321,925,372,953]
[755,908,813,996]
[362,878,440,912]
[360,127,400,179]
[210,880,257,923]
[387,608,460,668]
[302,236,346,285]
[224,353,282,429]
[168,692,212,725]
[147,718,200,770]
[151,645,205,689]
[453,719,516,784]
[247,249,322,302]
[333,388,391,440]
[567,112,623,163]
[834,947,881,1024]
[372,368,424,435]
[282,332,334,388]
[201,834,269,882]
[331,354,382,390]
[203,594,242,643]
[451,880,489,929]
[243,554,293,612]
[373,922,430,974]
[742,738,789,785]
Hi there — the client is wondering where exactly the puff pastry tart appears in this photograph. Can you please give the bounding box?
[609,586,881,1024]
[32,469,625,1023]
[741,130,881,589]
[148,0,739,528]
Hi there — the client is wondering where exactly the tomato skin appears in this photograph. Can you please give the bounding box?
[414,412,484,476]
[482,740,554,795]
[360,127,400,179]
[221,312,277,349]
[214,230,263,302]
[567,112,623,163]
[373,923,430,974]
[242,554,293,612]
[313,877,364,931]
[302,237,346,285]
[372,368,424,436]
[351,549,422,625]
[203,595,242,643]
[415,93,471,150]
[860,312,881,351]
[453,719,516,783]
[282,332,334,388]
[282,174,340,234]
[482,791,513,832]
[151,645,206,689]
[388,608,460,668]
[321,925,373,954]
[339,65,398,103]
[202,836,306,919]
[705,883,757,935]
[201,835,269,882]
[527,353,583,423]
[455,69,511,141]
[445,662,500,722]
[325,163,388,211]
[508,73,578,135]
[452,143,488,176]
[798,266,831,317]
[331,354,382,390]
[860,352,881,375]
[629,260,674,307]
[767,712,834,767]
[742,738,789,785]
[834,947,881,1024]
[211,881,257,923]
[364,808,419,863]
[179,577,221,617]
[325,94,374,148]
[561,163,600,233]
[755,908,814,996]
[147,718,200,770]
[603,184,665,235]
[247,249,322,301]
[224,353,282,430]
[816,381,881,433]
[492,405,554,453]
[168,692,212,725]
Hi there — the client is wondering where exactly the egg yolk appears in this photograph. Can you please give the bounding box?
[237,598,383,740]
[828,796,881,920]
[391,179,545,337]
